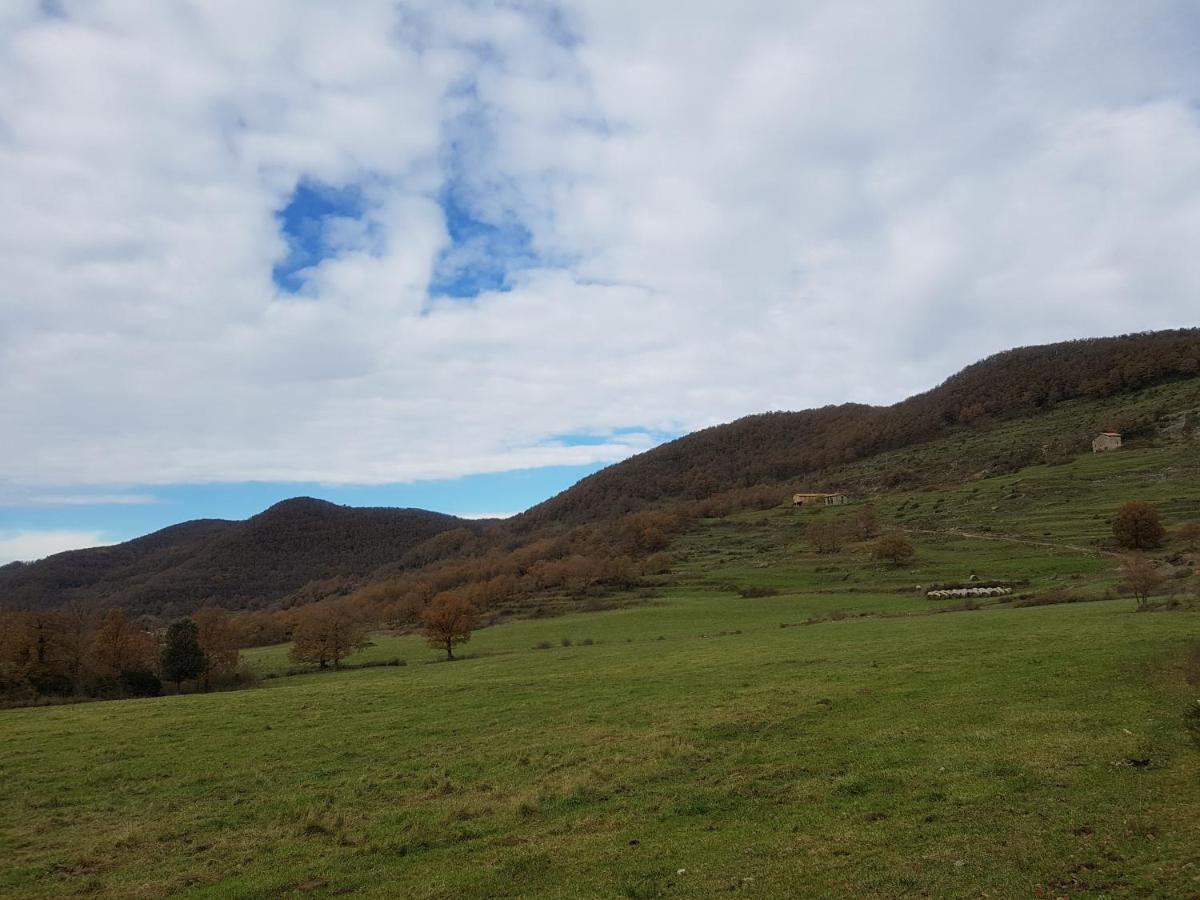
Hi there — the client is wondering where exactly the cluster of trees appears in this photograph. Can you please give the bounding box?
[1110,501,1200,609]
[342,509,689,632]
[1111,500,1200,552]
[805,506,880,554]
[0,606,243,705]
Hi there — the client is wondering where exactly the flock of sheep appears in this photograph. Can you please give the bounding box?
[925,586,1013,599]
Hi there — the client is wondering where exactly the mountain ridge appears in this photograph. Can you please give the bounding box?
[0,499,472,615]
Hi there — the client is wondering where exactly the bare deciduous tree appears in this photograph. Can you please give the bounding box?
[1118,553,1162,610]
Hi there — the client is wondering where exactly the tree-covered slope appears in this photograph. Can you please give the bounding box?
[518,329,1200,525]
[0,499,472,615]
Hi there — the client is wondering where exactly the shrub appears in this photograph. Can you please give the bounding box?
[534,641,552,650]
[1179,521,1200,551]
[561,638,573,647]
[806,520,842,554]
[118,669,162,697]
[1113,501,1165,550]
[737,585,781,598]
[28,672,74,697]
[873,532,916,566]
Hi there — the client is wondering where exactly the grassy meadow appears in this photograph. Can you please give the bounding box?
[3,420,1200,897]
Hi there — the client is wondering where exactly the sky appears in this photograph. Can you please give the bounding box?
[2,1,1200,563]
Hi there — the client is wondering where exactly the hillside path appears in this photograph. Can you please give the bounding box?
[901,526,1118,558]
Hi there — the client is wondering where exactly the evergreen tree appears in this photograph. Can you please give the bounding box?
[161,619,205,689]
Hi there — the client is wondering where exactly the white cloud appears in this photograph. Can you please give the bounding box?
[15,493,159,507]
[1,1,1199,489]
[0,530,113,565]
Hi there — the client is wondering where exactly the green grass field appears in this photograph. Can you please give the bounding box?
[2,416,1199,898]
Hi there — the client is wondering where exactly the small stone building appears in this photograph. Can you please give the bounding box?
[792,492,849,507]
[1092,432,1122,453]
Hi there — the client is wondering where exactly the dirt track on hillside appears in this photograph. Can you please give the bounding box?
[901,526,1118,558]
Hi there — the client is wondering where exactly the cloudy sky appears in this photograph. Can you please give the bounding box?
[2,1,1199,562]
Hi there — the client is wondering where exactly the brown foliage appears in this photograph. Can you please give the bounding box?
[236,610,290,647]
[1113,501,1165,550]
[807,520,842,554]
[288,600,369,669]
[873,533,916,566]
[421,594,477,660]
[89,609,156,678]
[1178,521,1200,551]
[193,608,241,687]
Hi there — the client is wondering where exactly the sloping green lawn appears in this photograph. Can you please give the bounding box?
[2,594,1197,898]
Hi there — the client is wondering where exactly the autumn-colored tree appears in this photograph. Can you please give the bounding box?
[640,552,673,576]
[873,532,916,566]
[10,611,68,673]
[236,610,291,647]
[288,600,369,669]
[58,602,93,685]
[1118,553,1162,610]
[1112,501,1165,550]
[161,619,206,689]
[421,593,477,661]
[89,608,155,678]
[0,612,27,685]
[1179,521,1200,551]
[807,520,842,554]
[193,607,240,688]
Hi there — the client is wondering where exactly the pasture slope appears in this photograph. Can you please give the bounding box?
[2,384,1200,897]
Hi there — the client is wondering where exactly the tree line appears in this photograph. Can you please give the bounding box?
[0,606,244,706]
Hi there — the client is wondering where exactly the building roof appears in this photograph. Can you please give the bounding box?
[1097,432,1121,437]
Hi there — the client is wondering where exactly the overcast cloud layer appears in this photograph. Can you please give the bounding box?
[3,0,1200,493]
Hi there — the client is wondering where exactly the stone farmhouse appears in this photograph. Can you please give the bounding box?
[1092,432,1122,453]
[792,492,849,507]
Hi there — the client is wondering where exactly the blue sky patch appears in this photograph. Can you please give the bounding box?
[0,463,616,550]
[545,427,681,449]
[427,182,537,299]
[273,180,371,293]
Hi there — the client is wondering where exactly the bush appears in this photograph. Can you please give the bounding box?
[736,585,781,598]
[1113,501,1165,549]
[1179,522,1200,551]
[873,532,916,566]
[561,638,573,647]
[534,641,552,650]
[118,669,162,697]
[28,672,75,697]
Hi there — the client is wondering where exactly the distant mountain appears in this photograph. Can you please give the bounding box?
[0,498,472,616]
[517,329,1200,525]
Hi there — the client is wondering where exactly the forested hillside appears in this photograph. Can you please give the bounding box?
[0,499,473,616]
[519,329,1200,525]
